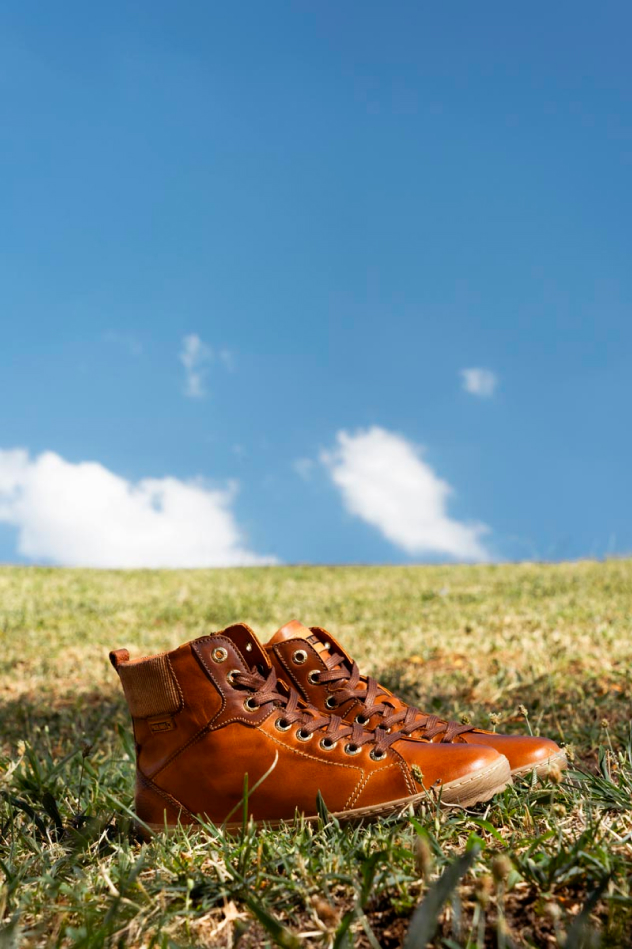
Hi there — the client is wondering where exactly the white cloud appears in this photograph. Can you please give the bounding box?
[103,331,143,356]
[460,368,498,398]
[320,427,490,561]
[180,334,212,398]
[293,457,315,480]
[0,449,276,568]
[219,348,236,372]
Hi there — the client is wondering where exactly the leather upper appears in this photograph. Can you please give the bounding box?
[265,620,564,773]
[112,623,501,826]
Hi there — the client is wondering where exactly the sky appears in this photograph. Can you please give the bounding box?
[0,2,630,568]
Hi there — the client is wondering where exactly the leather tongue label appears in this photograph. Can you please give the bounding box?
[305,633,330,657]
[269,620,332,659]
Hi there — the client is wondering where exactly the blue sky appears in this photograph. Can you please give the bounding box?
[1,2,630,567]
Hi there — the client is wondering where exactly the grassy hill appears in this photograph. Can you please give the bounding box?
[1,560,631,947]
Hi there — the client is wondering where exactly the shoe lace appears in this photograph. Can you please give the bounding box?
[231,666,401,755]
[317,654,477,743]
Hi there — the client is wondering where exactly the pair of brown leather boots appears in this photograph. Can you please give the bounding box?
[110,619,566,833]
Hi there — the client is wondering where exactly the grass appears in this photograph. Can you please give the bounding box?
[0,559,631,947]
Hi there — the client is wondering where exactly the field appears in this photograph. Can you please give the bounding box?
[1,560,631,948]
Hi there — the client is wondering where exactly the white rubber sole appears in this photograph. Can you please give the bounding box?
[140,756,512,836]
[511,749,568,780]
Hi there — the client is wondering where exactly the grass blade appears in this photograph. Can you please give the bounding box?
[564,875,611,949]
[403,846,479,949]
[241,894,301,949]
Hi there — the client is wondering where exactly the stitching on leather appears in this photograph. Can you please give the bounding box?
[272,643,312,703]
[273,642,360,717]
[167,654,185,713]
[345,772,372,809]
[194,634,279,734]
[151,662,276,771]
[398,758,417,795]
[276,641,367,718]
[340,788,427,819]
[202,634,253,672]
[193,639,230,722]
[119,654,182,719]
[150,636,372,792]
[152,637,251,779]
[344,762,401,809]
[385,750,416,794]
[261,726,364,774]
[137,770,195,819]
[208,710,275,731]
[151,708,274,778]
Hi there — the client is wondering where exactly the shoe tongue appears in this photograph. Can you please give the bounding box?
[269,620,332,659]
[270,621,399,710]
[219,623,270,671]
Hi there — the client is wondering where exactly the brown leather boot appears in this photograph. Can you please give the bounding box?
[110,623,511,832]
[265,621,567,780]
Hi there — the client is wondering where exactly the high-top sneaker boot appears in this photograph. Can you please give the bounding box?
[110,623,511,832]
[265,621,567,780]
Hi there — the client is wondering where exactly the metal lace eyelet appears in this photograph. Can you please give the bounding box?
[212,646,228,663]
[296,728,312,742]
[344,743,362,756]
[369,748,387,761]
[355,714,368,725]
[227,669,241,685]
[275,717,291,732]
[325,696,337,710]
[319,737,337,751]
[244,697,260,712]
[308,670,320,684]
[293,649,308,665]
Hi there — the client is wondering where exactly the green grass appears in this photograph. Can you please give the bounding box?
[1,560,631,947]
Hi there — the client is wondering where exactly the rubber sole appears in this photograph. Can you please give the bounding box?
[439,752,512,807]
[140,756,512,837]
[511,749,568,780]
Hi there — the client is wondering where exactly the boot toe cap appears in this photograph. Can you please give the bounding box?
[464,732,566,776]
[396,738,507,789]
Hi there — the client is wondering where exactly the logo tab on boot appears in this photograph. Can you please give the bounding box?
[148,715,175,733]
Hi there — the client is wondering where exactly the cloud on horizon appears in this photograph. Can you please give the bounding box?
[460,367,498,398]
[0,449,276,568]
[320,427,490,561]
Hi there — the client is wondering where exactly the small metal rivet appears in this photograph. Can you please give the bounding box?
[212,647,228,663]
[245,643,253,652]
[293,649,308,665]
